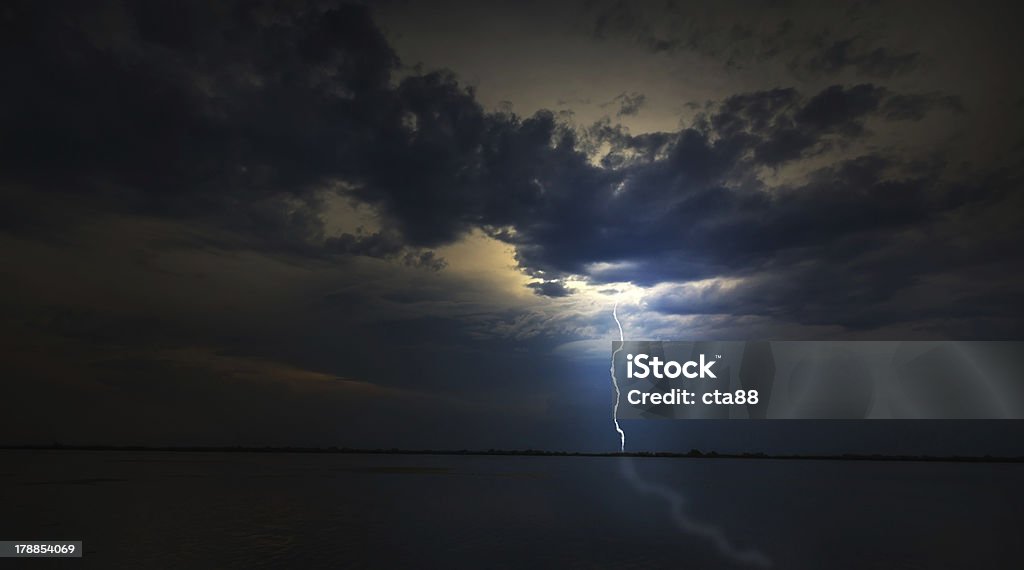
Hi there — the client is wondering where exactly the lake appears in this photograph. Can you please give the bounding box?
[1,450,1020,568]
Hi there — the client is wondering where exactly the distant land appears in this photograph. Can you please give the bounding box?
[2,444,1023,463]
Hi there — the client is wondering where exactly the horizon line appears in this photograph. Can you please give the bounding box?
[2,444,1022,463]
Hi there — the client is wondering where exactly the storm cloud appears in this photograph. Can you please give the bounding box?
[3,0,1021,333]
[1,0,1022,450]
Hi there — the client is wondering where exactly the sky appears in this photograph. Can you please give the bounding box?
[2,0,1023,453]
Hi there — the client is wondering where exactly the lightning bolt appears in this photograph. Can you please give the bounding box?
[609,298,770,567]
[610,299,626,452]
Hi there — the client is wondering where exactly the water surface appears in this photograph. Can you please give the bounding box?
[1,450,1019,568]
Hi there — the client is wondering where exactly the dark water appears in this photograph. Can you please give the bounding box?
[1,450,1020,568]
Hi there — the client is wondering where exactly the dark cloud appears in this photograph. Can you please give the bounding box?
[2,1,1020,339]
[325,231,447,270]
[881,93,965,121]
[527,280,574,298]
[1,0,427,262]
[602,91,647,117]
[797,37,920,78]
[470,87,1015,333]
[591,0,679,53]
[586,1,924,78]
[795,84,883,133]
[707,84,888,165]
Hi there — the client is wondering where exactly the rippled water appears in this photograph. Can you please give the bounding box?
[1,450,1020,568]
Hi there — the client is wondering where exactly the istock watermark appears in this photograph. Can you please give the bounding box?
[613,341,1024,420]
